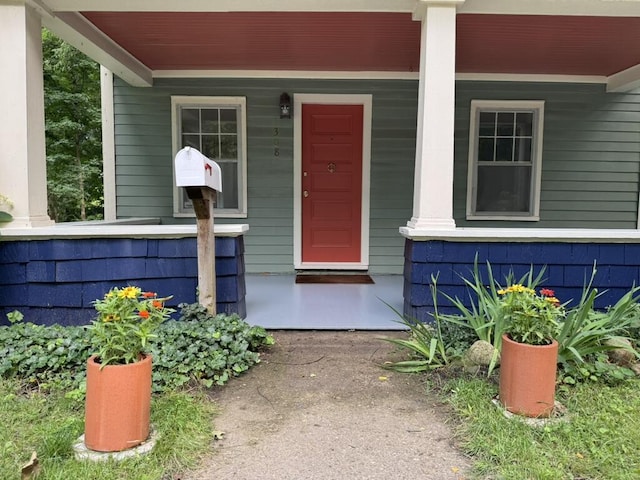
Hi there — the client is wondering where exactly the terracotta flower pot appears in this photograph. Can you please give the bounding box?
[84,354,152,452]
[499,334,558,418]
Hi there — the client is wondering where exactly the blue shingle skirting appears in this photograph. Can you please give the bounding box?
[0,236,246,326]
[403,239,640,323]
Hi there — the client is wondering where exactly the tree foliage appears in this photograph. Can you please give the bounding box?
[43,29,103,222]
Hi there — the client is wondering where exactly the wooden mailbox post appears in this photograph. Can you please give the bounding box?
[175,146,222,314]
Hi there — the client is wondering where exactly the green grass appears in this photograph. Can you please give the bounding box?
[0,380,216,480]
[445,376,640,479]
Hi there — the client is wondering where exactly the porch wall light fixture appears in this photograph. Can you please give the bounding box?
[279,92,292,119]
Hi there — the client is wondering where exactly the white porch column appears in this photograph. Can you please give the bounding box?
[0,2,52,227]
[406,0,463,231]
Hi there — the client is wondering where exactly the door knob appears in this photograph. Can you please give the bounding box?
[303,190,309,198]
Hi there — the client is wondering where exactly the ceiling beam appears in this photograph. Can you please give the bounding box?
[607,64,640,93]
[38,9,152,86]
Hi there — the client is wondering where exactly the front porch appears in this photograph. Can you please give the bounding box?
[244,274,404,330]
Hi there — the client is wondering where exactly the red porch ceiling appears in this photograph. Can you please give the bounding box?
[80,11,640,76]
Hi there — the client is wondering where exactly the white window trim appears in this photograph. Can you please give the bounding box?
[171,96,248,218]
[466,100,545,221]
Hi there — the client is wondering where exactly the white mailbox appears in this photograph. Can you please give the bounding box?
[175,146,222,192]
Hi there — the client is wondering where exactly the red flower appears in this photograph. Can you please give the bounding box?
[139,310,150,319]
[152,300,163,309]
[142,291,156,298]
[540,288,555,297]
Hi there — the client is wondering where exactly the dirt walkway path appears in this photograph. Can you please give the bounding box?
[184,331,471,479]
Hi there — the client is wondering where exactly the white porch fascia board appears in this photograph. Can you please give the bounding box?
[457,73,607,85]
[154,70,421,80]
[0,223,249,240]
[154,70,612,85]
[459,0,640,17]
[40,10,152,87]
[43,0,640,16]
[43,0,418,13]
[400,226,640,243]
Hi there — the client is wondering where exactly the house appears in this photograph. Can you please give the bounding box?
[3,0,640,326]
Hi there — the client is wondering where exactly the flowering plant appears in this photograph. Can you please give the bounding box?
[90,286,174,366]
[498,285,564,345]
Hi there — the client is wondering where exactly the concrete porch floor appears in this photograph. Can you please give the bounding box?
[243,274,405,330]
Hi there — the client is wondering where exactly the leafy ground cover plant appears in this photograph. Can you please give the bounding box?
[0,303,273,393]
[151,303,274,390]
[0,321,90,391]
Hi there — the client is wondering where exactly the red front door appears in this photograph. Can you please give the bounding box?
[301,104,363,263]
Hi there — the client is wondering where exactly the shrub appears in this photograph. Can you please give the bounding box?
[384,258,640,384]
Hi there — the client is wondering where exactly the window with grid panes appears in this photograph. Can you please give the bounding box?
[172,97,247,217]
[466,100,544,220]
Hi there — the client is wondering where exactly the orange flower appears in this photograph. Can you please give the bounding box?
[152,300,163,309]
[142,291,156,298]
[139,310,150,319]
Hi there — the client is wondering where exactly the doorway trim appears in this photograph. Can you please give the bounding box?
[293,93,372,270]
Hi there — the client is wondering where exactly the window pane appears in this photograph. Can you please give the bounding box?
[182,134,200,150]
[497,112,514,136]
[516,112,533,136]
[175,97,246,216]
[201,109,218,133]
[495,138,514,162]
[202,135,219,159]
[515,138,532,162]
[479,112,496,136]
[478,138,495,162]
[181,189,192,211]
[220,135,238,159]
[220,109,237,133]
[181,109,200,133]
[217,163,238,209]
[476,165,531,213]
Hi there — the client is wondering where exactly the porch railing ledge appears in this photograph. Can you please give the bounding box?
[0,223,249,240]
[399,226,640,243]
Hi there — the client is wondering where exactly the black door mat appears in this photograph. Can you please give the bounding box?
[295,274,375,284]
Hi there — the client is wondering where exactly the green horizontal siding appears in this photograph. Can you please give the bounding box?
[113,77,416,274]
[454,81,640,229]
[113,77,640,272]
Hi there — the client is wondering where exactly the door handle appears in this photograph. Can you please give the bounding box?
[303,190,309,198]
